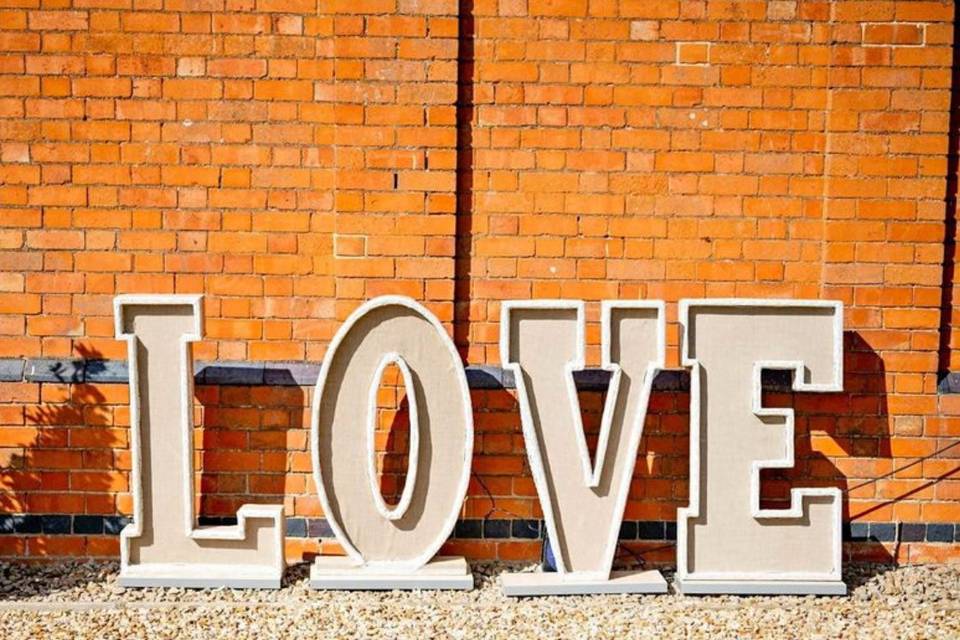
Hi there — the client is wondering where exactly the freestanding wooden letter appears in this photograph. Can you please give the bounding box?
[115,295,285,588]
[310,296,474,590]
[676,299,845,595]
[500,300,667,596]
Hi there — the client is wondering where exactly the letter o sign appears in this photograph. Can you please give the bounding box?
[310,296,474,589]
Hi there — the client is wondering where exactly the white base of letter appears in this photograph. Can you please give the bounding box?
[675,578,846,596]
[309,556,473,590]
[501,570,667,597]
[119,563,282,589]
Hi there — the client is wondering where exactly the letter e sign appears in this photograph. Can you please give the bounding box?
[676,300,845,596]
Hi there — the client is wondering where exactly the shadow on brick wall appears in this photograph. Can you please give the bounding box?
[762,331,894,564]
[377,380,412,509]
[194,370,306,531]
[936,0,960,376]
[459,332,906,570]
[1,345,120,564]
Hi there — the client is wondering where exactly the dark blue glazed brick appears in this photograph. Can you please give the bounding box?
[73,516,104,535]
[618,521,637,540]
[900,523,925,542]
[847,522,869,541]
[41,515,71,535]
[24,359,84,383]
[285,518,307,538]
[664,521,677,541]
[196,363,264,386]
[103,516,129,535]
[0,515,16,534]
[762,369,793,391]
[653,370,686,391]
[637,521,665,540]
[483,520,511,539]
[13,515,41,534]
[572,369,612,391]
[454,520,482,539]
[870,523,896,542]
[307,518,334,538]
[464,366,505,390]
[926,524,954,543]
[85,360,128,384]
[0,359,23,382]
[198,516,237,527]
[511,519,540,539]
[264,363,318,387]
[542,534,557,572]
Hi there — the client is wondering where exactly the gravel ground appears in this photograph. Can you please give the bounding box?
[0,561,956,639]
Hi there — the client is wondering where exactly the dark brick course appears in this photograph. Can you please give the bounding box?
[0,516,952,543]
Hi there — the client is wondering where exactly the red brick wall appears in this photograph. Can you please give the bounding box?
[1,0,959,565]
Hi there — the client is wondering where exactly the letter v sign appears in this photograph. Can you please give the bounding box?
[499,300,668,596]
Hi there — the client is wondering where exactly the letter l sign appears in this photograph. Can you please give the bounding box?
[115,295,285,589]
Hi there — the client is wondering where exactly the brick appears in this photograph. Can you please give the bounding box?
[122,12,178,32]
[28,11,88,30]
[72,78,130,98]
[863,23,924,46]
[207,58,267,78]
[253,80,314,101]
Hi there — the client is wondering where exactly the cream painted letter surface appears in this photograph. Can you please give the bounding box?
[310,296,473,590]
[500,300,667,596]
[115,295,285,589]
[677,300,845,595]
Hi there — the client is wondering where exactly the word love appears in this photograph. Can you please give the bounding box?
[113,294,845,597]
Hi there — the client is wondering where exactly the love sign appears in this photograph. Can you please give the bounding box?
[113,294,845,596]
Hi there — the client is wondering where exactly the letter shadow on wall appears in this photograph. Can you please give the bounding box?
[625,330,903,584]
[193,365,306,575]
[192,358,463,577]
[376,374,413,519]
[756,330,895,579]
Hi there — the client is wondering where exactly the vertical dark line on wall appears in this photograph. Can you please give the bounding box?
[817,1,837,299]
[453,0,476,358]
[937,2,960,380]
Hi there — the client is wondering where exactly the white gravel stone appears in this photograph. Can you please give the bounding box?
[0,561,956,639]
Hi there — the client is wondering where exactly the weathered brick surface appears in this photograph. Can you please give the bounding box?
[0,0,959,563]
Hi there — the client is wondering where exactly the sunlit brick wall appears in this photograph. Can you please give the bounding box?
[0,0,958,565]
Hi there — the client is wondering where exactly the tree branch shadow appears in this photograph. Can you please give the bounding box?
[0,345,122,600]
